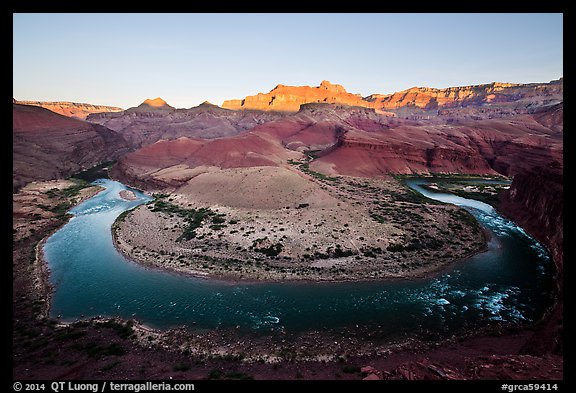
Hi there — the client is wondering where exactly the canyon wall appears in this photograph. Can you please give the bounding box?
[88,100,284,148]
[499,162,563,356]
[500,162,563,274]
[223,80,386,113]
[367,78,563,110]
[222,79,562,115]
[14,99,123,120]
[13,103,129,190]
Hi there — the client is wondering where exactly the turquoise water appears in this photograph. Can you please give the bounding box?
[44,178,554,340]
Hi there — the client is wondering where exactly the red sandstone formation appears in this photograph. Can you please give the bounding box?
[13,99,123,120]
[112,95,562,185]
[88,99,284,148]
[499,161,563,357]
[111,132,297,189]
[128,97,174,112]
[366,78,563,111]
[13,103,128,190]
[222,80,391,114]
[500,162,563,273]
[531,102,563,132]
[221,79,562,116]
[311,111,562,178]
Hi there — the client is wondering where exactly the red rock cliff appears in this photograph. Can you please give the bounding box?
[366,78,563,110]
[222,79,562,115]
[500,162,563,273]
[13,100,123,120]
[499,162,563,355]
[222,80,384,113]
[13,103,129,190]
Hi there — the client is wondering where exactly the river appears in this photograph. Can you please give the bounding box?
[43,178,554,341]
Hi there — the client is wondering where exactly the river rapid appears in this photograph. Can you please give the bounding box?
[43,178,554,343]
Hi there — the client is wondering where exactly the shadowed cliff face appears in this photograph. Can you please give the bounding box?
[499,162,563,356]
[496,103,563,276]
[13,103,129,191]
[503,162,563,264]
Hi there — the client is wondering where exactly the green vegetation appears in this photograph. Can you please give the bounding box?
[449,208,480,231]
[148,200,227,241]
[224,371,254,380]
[394,173,510,208]
[251,238,284,257]
[288,159,339,182]
[299,162,339,182]
[173,363,191,372]
[211,215,226,224]
[369,212,386,223]
[37,202,72,217]
[35,179,94,222]
[54,328,87,341]
[342,365,361,374]
[44,179,91,199]
[393,173,509,181]
[101,361,121,372]
[74,342,126,358]
[389,188,439,205]
[70,161,116,182]
[207,369,253,380]
[97,319,134,339]
[361,246,383,258]
[386,237,443,253]
[115,208,134,224]
[208,369,223,379]
[422,181,508,207]
[304,149,322,159]
[306,244,355,260]
[152,193,170,199]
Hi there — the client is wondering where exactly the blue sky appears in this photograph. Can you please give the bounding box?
[13,13,563,109]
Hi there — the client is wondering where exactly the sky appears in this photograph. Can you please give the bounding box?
[13,13,563,109]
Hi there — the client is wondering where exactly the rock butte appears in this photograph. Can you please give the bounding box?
[222,80,392,113]
[142,97,170,107]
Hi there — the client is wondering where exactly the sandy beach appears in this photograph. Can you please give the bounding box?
[119,189,137,200]
[113,174,486,282]
[12,180,105,317]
